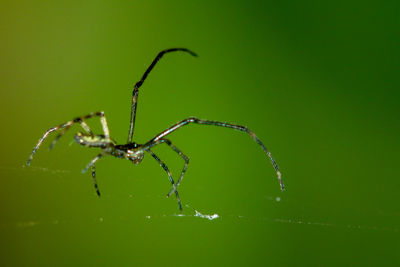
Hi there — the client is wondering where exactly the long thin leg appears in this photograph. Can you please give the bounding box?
[165,140,189,197]
[49,125,73,150]
[141,139,189,197]
[91,166,100,197]
[27,126,62,166]
[49,120,92,150]
[145,117,285,191]
[146,149,182,211]
[128,48,197,143]
[27,111,109,166]
[50,112,110,149]
[82,153,104,197]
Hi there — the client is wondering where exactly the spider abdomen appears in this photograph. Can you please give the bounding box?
[74,132,114,148]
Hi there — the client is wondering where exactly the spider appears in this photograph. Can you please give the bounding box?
[26,48,285,210]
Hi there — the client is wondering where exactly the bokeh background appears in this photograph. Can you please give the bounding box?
[1,0,399,266]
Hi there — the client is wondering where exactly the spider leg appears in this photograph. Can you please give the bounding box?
[27,111,110,165]
[27,123,71,166]
[128,48,197,143]
[48,125,73,150]
[163,140,189,197]
[91,165,100,197]
[142,139,189,197]
[145,117,285,191]
[146,149,182,211]
[50,112,111,149]
[82,153,104,197]
[48,119,91,150]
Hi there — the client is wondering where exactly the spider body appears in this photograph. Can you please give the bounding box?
[75,133,143,163]
[27,48,285,211]
[113,144,145,165]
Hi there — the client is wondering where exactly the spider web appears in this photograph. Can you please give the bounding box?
[0,165,398,233]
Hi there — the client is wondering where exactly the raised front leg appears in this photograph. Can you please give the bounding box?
[128,48,197,143]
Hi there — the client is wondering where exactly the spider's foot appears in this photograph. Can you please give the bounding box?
[175,198,183,211]
[167,185,180,198]
[277,171,285,191]
[166,188,174,198]
[26,155,34,166]
[48,143,56,151]
[280,183,286,192]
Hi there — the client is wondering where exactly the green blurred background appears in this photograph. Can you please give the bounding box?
[1,0,399,266]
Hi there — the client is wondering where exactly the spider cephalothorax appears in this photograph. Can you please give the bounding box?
[27,48,285,211]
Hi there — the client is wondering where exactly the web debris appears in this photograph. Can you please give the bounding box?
[170,204,219,221]
[194,209,219,220]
